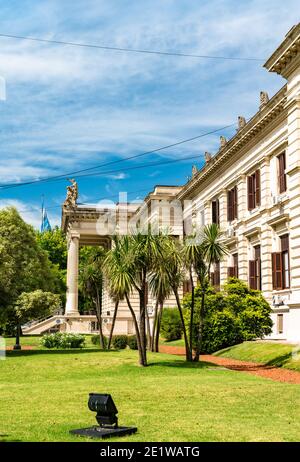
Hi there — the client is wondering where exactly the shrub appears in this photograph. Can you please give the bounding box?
[41,332,85,349]
[91,334,108,348]
[112,335,128,349]
[183,278,273,353]
[127,335,138,350]
[161,308,182,341]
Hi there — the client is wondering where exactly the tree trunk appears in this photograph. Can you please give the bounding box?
[173,289,192,361]
[95,286,105,350]
[189,267,195,357]
[125,293,147,367]
[13,322,21,350]
[194,290,205,362]
[154,301,163,352]
[145,303,152,350]
[108,300,119,350]
[151,299,159,352]
[139,288,147,366]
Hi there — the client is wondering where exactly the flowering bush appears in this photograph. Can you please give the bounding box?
[41,332,85,349]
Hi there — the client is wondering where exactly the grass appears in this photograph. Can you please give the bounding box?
[160,338,185,347]
[0,337,300,442]
[214,341,300,372]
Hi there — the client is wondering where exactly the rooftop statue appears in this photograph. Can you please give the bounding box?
[192,165,198,177]
[260,91,269,108]
[238,116,246,130]
[63,178,78,209]
[220,136,227,148]
[205,152,212,163]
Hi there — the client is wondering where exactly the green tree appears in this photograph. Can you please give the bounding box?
[184,224,228,361]
[36,227,67,270]
[0,207,63,343]
[14,291,61,349]
[183,278,273,353]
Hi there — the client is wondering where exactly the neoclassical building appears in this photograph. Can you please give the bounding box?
[24,23,300,343]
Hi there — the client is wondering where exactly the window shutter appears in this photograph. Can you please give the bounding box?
[255,170,261,206]
[248,176,254,210]
[216,199,220,225]
[227,190,233,221]
[233,186,238,219]
[210,272,215,286]
[272,252,283,290]
[278,153,287,194]
[249,260,256,289]
[212,200,219,224]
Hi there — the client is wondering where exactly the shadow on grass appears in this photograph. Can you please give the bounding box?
[6,348,121,357]
[265,352,293,368]
[148,359,217,369]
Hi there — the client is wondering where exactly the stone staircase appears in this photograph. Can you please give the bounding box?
[22,314,65,335]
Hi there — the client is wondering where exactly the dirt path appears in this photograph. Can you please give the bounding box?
[159,345,300,385]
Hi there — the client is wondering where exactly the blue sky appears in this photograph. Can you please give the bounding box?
[0,0,298,228]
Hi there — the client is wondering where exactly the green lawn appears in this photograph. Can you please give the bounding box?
[214,341,300,372]
[0,338,300,442]
[160,338,185,347]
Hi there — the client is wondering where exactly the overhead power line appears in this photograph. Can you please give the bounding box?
[0,123,235,190]
[0,33,264,61]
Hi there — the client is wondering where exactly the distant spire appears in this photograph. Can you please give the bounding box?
[41,196,51,232]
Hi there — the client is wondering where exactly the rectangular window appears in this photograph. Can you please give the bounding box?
[228,254,238,278]
[227,186,238,221]
[248,170,261,210]
[212,199,220,225]
[278,152,287,194]
[272,235,290,290]
[249,246,261,290]
[281,235,290,289]
[277,314,283,334]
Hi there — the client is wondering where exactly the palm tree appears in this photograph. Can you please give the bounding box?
[155,235,192,361]
[104,235,146,366]
[148,253,172,352]
[107,297,119,350]
[79,246,107,349]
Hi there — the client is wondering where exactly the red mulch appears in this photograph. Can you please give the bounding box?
[5,346,34,351]
[159,345,300,385]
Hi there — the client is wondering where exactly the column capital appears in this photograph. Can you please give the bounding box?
[67,231,80,244]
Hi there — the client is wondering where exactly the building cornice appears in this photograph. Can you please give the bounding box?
[264,23,300,78]
[177,85,287,201]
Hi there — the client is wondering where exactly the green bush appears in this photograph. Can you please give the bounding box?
[112,335,128,349]
[183,278,273,354]
[127,335,138,350]
[91,334,108,348]
[41,332,85,349]
[161,308,182,342]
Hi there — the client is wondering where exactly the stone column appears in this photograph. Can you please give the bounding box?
[219,190,228,285]
[65,232,80,316]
